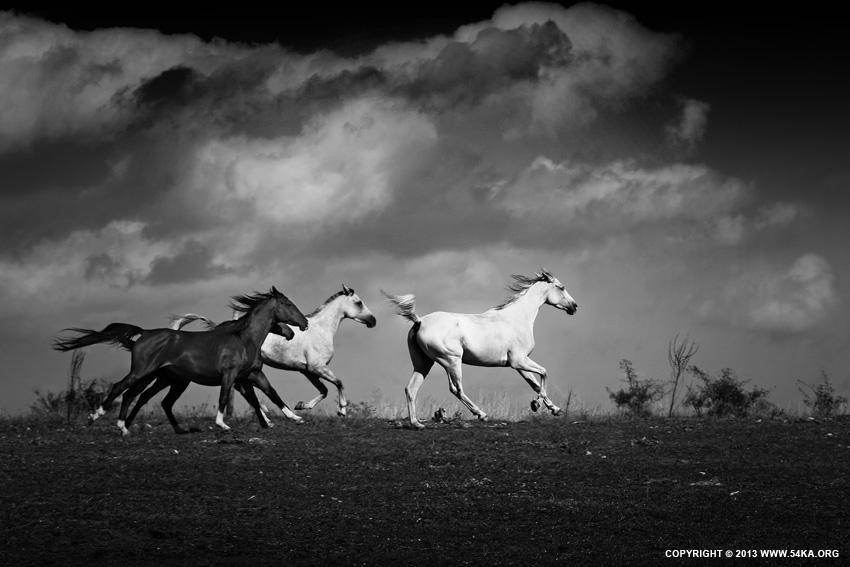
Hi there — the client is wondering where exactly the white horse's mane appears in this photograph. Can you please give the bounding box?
[494,269,554,310]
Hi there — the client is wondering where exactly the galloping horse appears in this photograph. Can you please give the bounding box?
[122,285,376,430]
[383,269,577,429]
[115,318,304,435]
[52,287,308,433]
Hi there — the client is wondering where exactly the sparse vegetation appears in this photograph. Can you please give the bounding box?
[606,359,665,418]
[799,370,848,417]
[31,377,112,424]
[666,335,699,417]
[684,366,774,418]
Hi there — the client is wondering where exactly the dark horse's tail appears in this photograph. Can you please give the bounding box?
[53,323,144,352]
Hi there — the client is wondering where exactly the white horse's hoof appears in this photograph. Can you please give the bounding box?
[294,402,306,410]
[411,421,426,430]
[530,400,540,412]
[552,408,565,417]
[478,414,489,422]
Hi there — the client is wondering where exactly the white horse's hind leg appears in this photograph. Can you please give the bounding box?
[438,357,488,422]
[406,337,434,429]
[405,372,426,429]
[295,371,329,411]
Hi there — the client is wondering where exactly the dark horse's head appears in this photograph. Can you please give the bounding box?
[270,286,308,338]
[230,287,308,340]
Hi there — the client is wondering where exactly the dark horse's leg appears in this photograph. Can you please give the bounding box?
[235,380,272,428]
[245,370,304,424]
[215,368,239,430]
[89,333,173,427]
[115,374,159,435]
[123,370,192,434]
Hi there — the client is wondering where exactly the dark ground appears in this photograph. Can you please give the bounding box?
[1,414,847,566]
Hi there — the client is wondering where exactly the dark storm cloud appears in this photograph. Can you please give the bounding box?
[296,66,387,101]
[83,252,126,284]
[133,65,203,107]
[399,21,572,109]
[145,240,235,285]
[0,140,114,197]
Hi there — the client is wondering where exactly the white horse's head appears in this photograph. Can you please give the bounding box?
[341,285,377,328]
[537,269,577,315]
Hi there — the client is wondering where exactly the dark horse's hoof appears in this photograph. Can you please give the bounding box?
[530,399,540,412]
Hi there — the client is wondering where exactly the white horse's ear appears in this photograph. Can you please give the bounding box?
[539,268,553,282]
[342,284,353,295]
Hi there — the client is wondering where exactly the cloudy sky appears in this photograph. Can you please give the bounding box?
[1,3,847,417]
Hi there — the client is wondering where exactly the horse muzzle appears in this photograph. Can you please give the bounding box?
[359,315,377,328]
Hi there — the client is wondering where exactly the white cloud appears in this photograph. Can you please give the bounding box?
[697,254,839,334]
[754,202,800,229]
[712,202,802,245]
[457,2,679,92]
[0,221,165,307]
[666,98,710,148]
[187,97,436,245]
[497,156,747,228]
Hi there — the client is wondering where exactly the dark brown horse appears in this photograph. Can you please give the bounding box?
[53,287,308,434]
[116,318,303,434]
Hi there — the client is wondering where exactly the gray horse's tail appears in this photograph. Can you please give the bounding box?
[380,290,420,324]
[169,313,218,331]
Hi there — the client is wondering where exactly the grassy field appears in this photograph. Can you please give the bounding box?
[1,411,847,566]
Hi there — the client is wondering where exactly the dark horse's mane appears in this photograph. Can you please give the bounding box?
[228,289,278,332]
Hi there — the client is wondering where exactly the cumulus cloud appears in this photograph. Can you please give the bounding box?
[697,254,839,334]
[712,202,802,245]
[0,12,248,150]
[496,156,747,233]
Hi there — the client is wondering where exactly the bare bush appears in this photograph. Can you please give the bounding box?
[667,335,698,417]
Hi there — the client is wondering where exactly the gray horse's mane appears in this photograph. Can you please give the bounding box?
[494,269,554,310]
[307,287,355,318]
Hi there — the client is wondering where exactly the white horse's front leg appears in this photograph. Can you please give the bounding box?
[515,362,563,416]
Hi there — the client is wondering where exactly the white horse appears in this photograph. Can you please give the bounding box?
[172,285,376,417]
[382,269,577,429]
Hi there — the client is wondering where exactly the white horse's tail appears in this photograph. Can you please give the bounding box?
[169,313,218,331]
[381,290,420,324]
